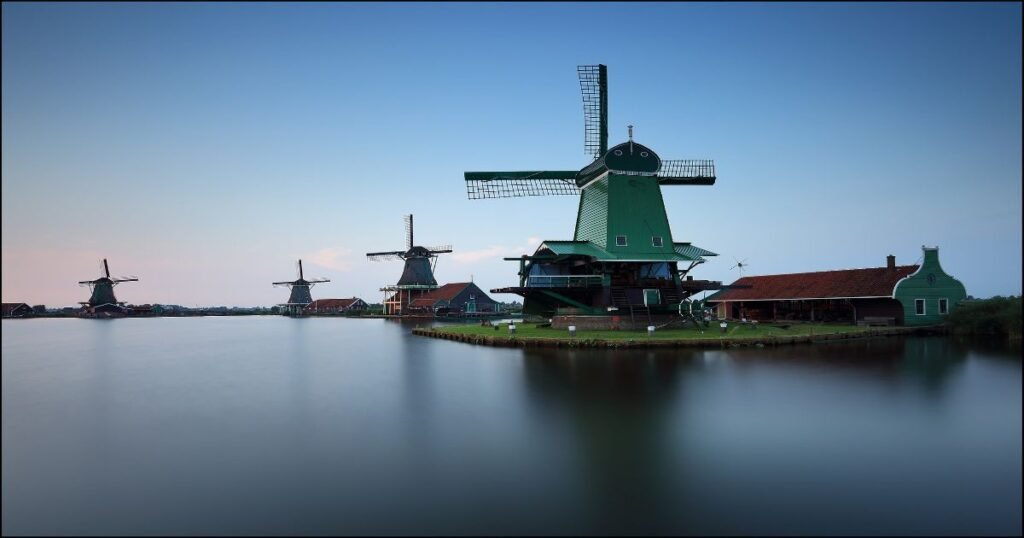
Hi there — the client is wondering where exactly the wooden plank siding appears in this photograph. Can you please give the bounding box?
[893,247,967,327]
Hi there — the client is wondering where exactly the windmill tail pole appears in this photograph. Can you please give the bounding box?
[104,259,110,278]
[299,259,304,280]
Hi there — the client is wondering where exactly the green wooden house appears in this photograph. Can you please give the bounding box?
[894,247,968,326]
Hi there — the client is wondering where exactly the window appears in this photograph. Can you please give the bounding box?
[915,299,926,315]
[938,298,948,315]
[615,235,628,247]
[638,263,672,279]
[652,236,664,247]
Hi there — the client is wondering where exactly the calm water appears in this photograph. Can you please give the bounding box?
[2,318,1021,535]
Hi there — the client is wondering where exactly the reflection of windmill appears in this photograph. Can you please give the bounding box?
[273,259,329,315]
[366,214,452,315]
[79,258,138,314]
[729,258,750,276]
[463,64,721,320]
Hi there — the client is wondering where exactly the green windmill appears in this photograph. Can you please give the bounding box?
[464,65,722,325]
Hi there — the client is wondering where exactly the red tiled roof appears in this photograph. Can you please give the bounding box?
[306,298,364,310]
[708,265,918,302]
[407,283,473,307]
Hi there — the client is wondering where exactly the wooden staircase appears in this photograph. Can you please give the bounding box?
[662,287,681,307]
[611,287,628,308]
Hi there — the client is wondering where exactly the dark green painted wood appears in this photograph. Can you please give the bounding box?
[893,247,967,327]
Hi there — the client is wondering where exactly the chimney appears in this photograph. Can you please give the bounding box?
[886,255,896,270]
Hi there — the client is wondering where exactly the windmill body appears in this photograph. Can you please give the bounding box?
[367,215,452,315]
[78,258,139,315]
[464,65,723,323]
[273,260,329,315]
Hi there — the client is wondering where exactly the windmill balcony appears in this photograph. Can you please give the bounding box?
[526,275,606,288]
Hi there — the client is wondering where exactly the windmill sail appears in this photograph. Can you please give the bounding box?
[366,251,406,261]
[464,171,580,199]
[423,245,453,254]
[405,214,413,250]
[653,160,717,184]
[578,64,608,159]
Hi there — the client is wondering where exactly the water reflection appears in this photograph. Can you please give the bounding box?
[2,321,1019,536]
[514,337,1014,535]
[519,348,696,534]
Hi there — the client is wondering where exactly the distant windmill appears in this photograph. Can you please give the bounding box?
[729,258,750,276]
[366,214,452,315]
[78,258,138,314]
[273,259,329,315]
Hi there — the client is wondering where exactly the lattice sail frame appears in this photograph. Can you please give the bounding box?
[610,160,716,179]
[465,160,715,199]
[466,177,580,200]
[578,64,608,160]
[464,64,716,199]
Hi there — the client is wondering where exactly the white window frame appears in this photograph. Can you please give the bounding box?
[615,235,628,247]
[914,298,926,316]
[938,298,948,315]
[651,236,664,247]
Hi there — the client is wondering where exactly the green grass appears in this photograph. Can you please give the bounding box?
[433,322,873,341]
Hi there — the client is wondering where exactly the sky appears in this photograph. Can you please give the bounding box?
[2,2,1021,307]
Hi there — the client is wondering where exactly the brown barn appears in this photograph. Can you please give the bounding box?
[707,256,917,325]
[405,282,498,316]
[2,302,33,318]
[305,298,368,314]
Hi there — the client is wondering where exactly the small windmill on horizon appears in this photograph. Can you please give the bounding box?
[78,258,138,315]
[366,214,452,315]
[273,259,329,316]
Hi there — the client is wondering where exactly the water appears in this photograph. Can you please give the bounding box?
[2,317,1021,535]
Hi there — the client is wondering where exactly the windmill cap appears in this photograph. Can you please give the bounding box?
[406,246,434,257]
[604,141,661,173]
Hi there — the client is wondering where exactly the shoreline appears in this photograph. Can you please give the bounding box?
[412,325,948,349]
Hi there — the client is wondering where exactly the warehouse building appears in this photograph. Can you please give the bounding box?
[707,247,966,327]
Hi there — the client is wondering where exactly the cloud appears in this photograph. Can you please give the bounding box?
[452,245,518,264]
[305,247,354,271]
[451,238,542,265]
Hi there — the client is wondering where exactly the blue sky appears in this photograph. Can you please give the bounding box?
[3,2,1021,306]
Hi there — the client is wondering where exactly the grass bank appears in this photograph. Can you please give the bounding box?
[414,322,931,349]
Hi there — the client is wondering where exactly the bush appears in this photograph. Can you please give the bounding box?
[946,296,1022,337]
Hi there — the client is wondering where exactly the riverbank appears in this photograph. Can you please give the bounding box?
[413,322,946,349]
[947,296,1022,339]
